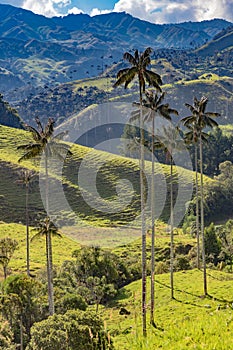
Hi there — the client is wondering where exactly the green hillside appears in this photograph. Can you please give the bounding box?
[195,27,233,56]
[103,269,233,349]
[0,124,203,229]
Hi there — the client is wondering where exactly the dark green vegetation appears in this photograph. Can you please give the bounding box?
[0,94,22,129]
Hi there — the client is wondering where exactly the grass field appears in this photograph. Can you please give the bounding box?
[103,269,233,350]
[0,222,80,278]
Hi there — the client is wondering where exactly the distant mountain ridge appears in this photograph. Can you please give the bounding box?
[0,4,232,49]
[0,3,232,101]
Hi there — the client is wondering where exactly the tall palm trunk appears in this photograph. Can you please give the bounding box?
[170,155,174,299]
[139,84,147,337]
[199,135,207,295]
[194,144,200,269]
[26,183,30,277]
[150,115,155,325]
[45,157,54,315]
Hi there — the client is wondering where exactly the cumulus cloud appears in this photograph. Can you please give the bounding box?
[113,0,233,23]
[90,8,111,16]
[2,0,232,23]
[21,0,71,17]
[68,7,83,15]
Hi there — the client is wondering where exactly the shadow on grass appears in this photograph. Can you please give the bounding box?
[155,274,233,305]
[205,269,233,281]
[155,279,201,299]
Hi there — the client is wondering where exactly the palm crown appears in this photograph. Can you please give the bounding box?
[182,96,220,134]
[113,47,162,93]
[18,117,72,162]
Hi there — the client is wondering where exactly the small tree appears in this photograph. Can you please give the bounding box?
[0,238,18,279]
[27,310,114,350]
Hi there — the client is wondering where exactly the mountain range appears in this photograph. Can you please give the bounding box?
[0,4,232,96]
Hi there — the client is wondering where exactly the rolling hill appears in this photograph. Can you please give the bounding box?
[195,25,233,56]
[1,123,232,235]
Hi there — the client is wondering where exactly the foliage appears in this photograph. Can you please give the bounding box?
[0,316,16,350]
[173,255,191,271]
[216,219,233,272]
[1,274,45,346]
[199,128,233,176]
[0,94,23,129]
[55,293,87,314]
[26,310,114,350]
[60,246,131,308]
[155,261,169,274]
[0,238,18,279]
[204,223,221,265]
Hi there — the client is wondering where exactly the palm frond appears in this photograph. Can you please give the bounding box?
[45,118,55,138]
[142,56,151,68]
[144,70,162,91]
[156,92,166,106]
[167,107,179,116]
[116,68,130,79]
[35,117,44,134]
[113,67,137,88]
[18,148,42,162]
[205,112,221,118]
[24,125,41,141]
[184,103,198,114]
[141,47,153,61]
[123,52,137,66]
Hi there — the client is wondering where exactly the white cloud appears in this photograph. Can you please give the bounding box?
[112,0,233,23]
[68,6,83,15]
[90,8,111,17]
[21,0,71,17]
[3,0,233,23]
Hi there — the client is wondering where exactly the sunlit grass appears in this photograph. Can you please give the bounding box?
[103,269,233,350]
[0,222,80,276]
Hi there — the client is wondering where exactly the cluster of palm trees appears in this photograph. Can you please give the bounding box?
[16,47,220,333]
[17,117,72,315]
[113,47,220,335]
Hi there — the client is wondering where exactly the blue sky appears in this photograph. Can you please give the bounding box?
[0,0,232,24]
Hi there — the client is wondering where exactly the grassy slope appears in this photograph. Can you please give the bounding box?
[195,30,233,56]
[0,222,80,277]
[103,269,233,350]
[0,124,211,229]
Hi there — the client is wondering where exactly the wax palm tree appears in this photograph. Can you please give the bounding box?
[114,47,162,336]
[16,169,36,277]
[17,117,72,315]
[131,91,178,322]
[182,96,220,295]
[154,125,182,299]
[183,125,208,269]
[31,216,62,312]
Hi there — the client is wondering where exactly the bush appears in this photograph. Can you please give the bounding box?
[155,261,168,274]
[174,255,191,271]
[56,293,87,314]
[26,310,114,350]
